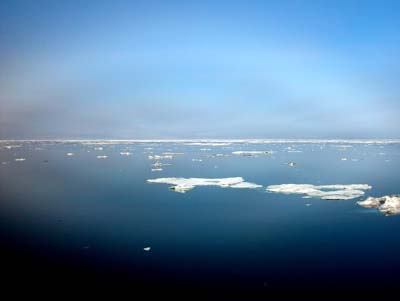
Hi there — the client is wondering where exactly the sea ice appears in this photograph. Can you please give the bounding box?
[148,155,173,160]
[207,154,228,158]
[147,177,262,193]
[357,195,400,216]
[266,184,372,200]
[152,162,170,167]
[15,158,26,162]
[162,152,184,155]
[232,151,272,156]
[4,145,22,149]
[185,142,231,146]
[96,155,108,159]
[120,152,132,156]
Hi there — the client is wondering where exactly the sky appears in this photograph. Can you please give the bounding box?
[0,0,399,139]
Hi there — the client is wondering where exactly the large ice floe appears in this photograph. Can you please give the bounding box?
[147,177,262,193]
[266,184,372,200]
[357,195,400,216]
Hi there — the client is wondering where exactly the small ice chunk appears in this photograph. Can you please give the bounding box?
[152,162,170,167]
[162,152,184,155]
[66,152,74,156]
[94,147,103,151]
[357,195,400,216]
[341,158,347,161]
[120,152,132,156]
[151,168,163,172]
[192,159,203,162]
[185,142,231,146]
[143,247,151,251]
[287,162,296,166]
[7,145,21,149]
[207,154,228,158]
[148,155,173,160]
[232,151,272,156]
[97,155,108,159]
[15,158,26,162]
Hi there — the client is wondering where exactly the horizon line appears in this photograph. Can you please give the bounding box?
[1,138,400,143]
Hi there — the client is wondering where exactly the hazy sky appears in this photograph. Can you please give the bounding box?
[0,0,399,139]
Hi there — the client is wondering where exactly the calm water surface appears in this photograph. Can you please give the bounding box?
[1,141,399,294]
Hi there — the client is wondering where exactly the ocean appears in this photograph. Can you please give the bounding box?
[1,140,400,297]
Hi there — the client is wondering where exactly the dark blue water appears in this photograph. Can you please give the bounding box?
[1,141,400,297]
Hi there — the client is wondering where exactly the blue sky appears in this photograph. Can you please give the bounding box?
[0,0,399,139]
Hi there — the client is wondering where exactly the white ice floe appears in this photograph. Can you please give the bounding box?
[4,145,22,149]
[96,155,108,159]
[15,158,26,162]
[266,184,372,200]
[341,158,348,161]
[94,147,103,151]
[232,151,273,156]
[151,168,163,172]
[120,152,132,156]
[207,154,228,158]
[333,145,353,149]
[148,155,173,160]
[147,177,262,193]
[66,152,74,156]
[152,162,170,167]
[162,152,184,155]
[185,142,231,146]
[200,148,211,151]
[143,247,151,251]
[192,159,203,162]
[287,162,296,166]
[357,195,400,216]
